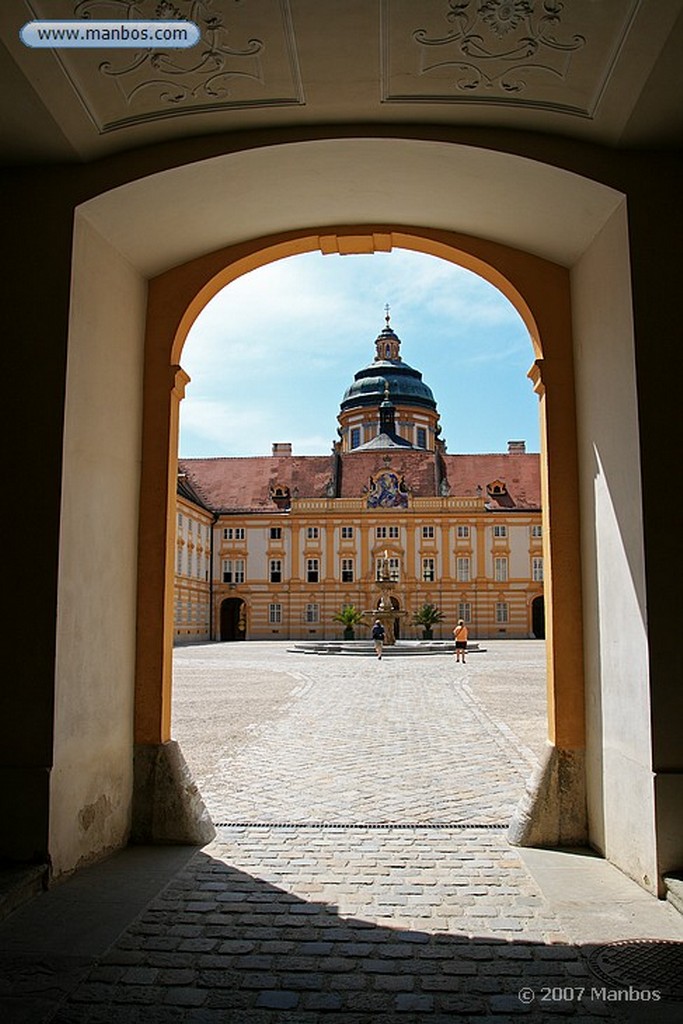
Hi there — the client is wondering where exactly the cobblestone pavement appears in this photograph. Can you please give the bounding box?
[171,641,547,825]
[4,642,681,1023]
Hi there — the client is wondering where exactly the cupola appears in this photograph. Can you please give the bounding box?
[337,308,442,452]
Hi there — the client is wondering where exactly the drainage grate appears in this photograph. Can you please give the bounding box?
[587,940,683,1000]
[213,821,508,830]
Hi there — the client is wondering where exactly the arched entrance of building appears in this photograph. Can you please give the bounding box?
[220,598,246,641]
[138,222,584,849]
[55,139,665,898]
[375,595,402,640]
[531,596,545,640]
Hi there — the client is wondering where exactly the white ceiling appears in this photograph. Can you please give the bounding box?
[1,0,681,164]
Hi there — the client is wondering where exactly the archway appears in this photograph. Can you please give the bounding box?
[531,596,545,640]
[56,139,661,896]
[135,222,584,853]
[220,598,246,641]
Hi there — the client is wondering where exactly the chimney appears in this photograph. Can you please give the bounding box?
[507,440,526,454]
[272,443,292,455]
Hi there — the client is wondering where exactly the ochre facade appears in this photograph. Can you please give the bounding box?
[174,319,544,643]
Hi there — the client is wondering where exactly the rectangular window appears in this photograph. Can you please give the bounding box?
[269,603,282,624]
[458,602,472,623]
[306,558,319,583]
[178,513,183,528]
[350,427,361,449]
[389,526,399,538]
[457,525,470,538]
[176,548,183,574]
[341,526,354,539]
[533,556,544,582]
[416,426,427,449]
[224,526,246,541]
[306,526,319,540]
[493,524,508,538]
[375,525,399,538]
[496,602,509,624]
[531,524,542,538]
[422,557,435,582]
[456,556,470,582]
[341,558,354,583]
[305,603,319,623]
[422,525,435,539]
[188,519,193,532]
[494,556,508,582]
[270,526,282,540]
[269,559,282,583]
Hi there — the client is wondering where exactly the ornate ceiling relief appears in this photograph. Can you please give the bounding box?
[26,0,303,132]
[381,0,642,117]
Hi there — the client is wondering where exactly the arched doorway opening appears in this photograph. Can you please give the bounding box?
[375,594,402,640]
[220,598,246,641]
[531,595,545,640]
[136,223,584,852]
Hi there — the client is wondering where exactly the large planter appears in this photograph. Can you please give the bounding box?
[343,627,355,640]
[422,628,433,640]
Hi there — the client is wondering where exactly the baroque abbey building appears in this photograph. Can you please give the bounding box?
[174,315,544,643]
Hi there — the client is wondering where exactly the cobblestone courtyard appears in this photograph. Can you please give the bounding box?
[171,640,547,826]
[2,642,681,1023]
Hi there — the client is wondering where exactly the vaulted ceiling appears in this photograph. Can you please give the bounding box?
[1,0,681,166]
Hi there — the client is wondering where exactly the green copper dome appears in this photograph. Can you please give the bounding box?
[340,322,437,413]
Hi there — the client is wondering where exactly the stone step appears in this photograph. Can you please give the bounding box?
[0,864,49,923]
[664,872,683,915]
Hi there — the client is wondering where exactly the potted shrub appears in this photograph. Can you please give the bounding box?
[411,602,445,640]
[333,604,365,640]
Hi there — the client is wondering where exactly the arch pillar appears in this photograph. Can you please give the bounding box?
[508,354,587,847]
[132,354,214,844]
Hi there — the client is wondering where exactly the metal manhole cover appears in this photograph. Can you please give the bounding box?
[587,940,683,999]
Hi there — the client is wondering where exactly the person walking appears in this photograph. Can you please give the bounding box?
[371,619,385,659]
[453,618,468,663]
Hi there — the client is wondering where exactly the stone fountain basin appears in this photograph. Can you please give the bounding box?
[287,640,482,656]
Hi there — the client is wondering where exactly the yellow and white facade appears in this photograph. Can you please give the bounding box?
[174,319,544,643]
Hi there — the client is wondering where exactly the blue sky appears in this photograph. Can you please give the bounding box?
[178,249,540,458]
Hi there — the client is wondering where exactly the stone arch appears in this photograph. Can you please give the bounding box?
[135,223,581,845]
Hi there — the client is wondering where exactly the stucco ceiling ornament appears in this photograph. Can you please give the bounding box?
[414,0,585,94]
[75,0,264,107]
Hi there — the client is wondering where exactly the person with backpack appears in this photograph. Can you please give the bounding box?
[371,619,386,659]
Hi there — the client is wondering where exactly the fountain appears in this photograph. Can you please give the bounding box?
[364,551,406,645]
[288,553,481,656]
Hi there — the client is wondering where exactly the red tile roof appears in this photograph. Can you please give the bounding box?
[178,456,335,512]
[179,450,540,512]
[442,453,541,509]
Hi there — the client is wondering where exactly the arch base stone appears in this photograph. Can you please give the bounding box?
[508,742,587,848]
[131,741,215,845]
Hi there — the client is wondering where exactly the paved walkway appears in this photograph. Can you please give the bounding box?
[1,642,680,1023]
